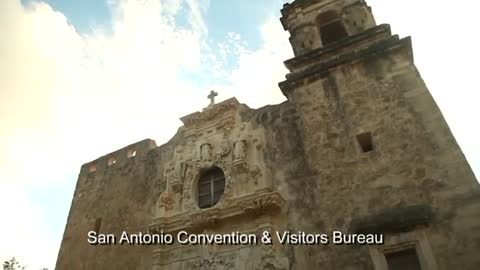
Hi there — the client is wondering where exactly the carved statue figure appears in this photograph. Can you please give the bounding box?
[200,143,212,162]
[233,140,247,161]
[174,161,187,181]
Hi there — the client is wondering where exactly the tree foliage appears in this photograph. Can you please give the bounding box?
[2,257,50,270]
[3,258,25,270]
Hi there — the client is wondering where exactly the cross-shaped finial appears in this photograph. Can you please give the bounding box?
[207,90,218,106]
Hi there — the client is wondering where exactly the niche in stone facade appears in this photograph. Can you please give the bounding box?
[107,157,117,166]
[89,164,97,173]
[356,131,374,153]
[127,149,136,158]
[385,248,422,270]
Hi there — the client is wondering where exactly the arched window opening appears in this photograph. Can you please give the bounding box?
[317,10,348,45]
[197,167,225,209]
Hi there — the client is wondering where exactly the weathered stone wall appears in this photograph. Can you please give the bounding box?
[56,0,480,269]
[273,23,480,270]
[56,68,480,270]
[55,139,160,270]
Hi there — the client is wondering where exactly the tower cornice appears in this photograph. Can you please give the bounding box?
[279,26,413,97]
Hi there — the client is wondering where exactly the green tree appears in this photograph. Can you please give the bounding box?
[2,257,25,270]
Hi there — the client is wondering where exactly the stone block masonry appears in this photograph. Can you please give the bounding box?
[55,1,480,269]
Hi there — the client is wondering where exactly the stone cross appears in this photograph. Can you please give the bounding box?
[208,90,218,106]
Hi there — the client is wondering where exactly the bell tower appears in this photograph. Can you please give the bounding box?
[278,1,480,269]
[281,0,376,56]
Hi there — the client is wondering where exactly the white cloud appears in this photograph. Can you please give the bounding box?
[213,16,291,108]
[0,0,209,268]
[0,184,56,269]
[0,0,290,268]
[184,0,209,34]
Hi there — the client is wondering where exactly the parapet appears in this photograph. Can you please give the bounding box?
[79,139,157,175]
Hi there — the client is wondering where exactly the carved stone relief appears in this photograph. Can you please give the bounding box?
[154,119,274,219]
[200,143,213,163]
[191,255,234,270]
[158,192,174,211]
[174,161,188,181]
[255,246,289,270]
[216,141,231,162]
[233,140,247,162]
[151,100,288,269]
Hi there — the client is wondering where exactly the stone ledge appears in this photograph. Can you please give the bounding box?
[350,205,434,234]
[283,24,392,71]
[149,191,286,233]
[279,34,412,96]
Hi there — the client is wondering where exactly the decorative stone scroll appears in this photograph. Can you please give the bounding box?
[237,193,284,216]
[191,255,234,270]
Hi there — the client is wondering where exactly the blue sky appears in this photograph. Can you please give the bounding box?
[1,0,480,269]
[23,0,112,32]
[29,0,284,42]
[29,0,285,50]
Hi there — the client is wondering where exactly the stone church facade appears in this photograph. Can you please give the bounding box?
[55,0,480,269]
